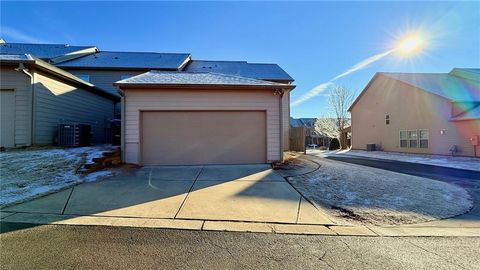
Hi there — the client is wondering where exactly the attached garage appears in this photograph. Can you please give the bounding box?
[115,71,295,165]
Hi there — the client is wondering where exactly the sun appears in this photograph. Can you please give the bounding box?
[396,34,424,55]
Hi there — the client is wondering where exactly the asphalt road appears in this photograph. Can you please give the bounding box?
[325,155,480,183]
[1,224,479,270]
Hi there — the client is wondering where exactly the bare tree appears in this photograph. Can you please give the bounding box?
[315,85,355,148]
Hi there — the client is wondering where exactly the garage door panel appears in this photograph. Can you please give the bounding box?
[141,111,266,165]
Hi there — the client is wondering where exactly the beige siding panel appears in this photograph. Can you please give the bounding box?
[64,69,142,96]
[350,75,480,157]
[0,90,15,147]
[124,88,281,164]
[64,69,142,115]
[33,72,114,144]
[141,111,266,165]
[0,67,32,146]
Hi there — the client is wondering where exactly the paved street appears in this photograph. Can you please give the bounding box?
[325,155,480,182]
[1,224,479,270]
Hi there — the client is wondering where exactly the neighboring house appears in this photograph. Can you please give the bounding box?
[0,54,119,148]
[115,72,295,165]
[290,118,328,146]
[349,68,480,157]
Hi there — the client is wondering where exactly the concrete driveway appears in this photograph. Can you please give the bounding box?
[2,165,332,225]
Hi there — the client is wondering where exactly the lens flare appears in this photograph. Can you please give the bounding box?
[396,34,424,55]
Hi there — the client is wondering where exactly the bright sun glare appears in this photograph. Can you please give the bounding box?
[396,34,423,55]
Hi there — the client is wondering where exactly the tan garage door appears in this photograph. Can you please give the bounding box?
[141,111,267,165]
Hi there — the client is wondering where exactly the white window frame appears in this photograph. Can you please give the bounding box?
[399,129,429,149]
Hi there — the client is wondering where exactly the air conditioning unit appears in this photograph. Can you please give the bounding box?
[57,124,91,147]
[366,144,376,151]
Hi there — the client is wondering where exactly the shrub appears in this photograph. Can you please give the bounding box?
[329,138,340,150]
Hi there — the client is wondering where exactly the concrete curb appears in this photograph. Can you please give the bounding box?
[2,212,479,237]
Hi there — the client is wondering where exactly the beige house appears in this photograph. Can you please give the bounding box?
[115,72,294,165]
[1,41,295,163]
[0,54,119,148]
[349,68,480,157]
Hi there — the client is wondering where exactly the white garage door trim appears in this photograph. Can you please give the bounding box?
[139,110,268,165]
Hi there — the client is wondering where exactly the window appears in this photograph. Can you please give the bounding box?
[399,129,429,149]
[121,75,132,80]
[385,114,390,125]
[76,74,90,82]
[400,131,408,148]
[409,130,418,148]
[419,129,429,148]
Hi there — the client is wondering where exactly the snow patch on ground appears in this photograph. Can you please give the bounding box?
[288,157,473,225]
[312,149,480,172]
[83,170,113,183]
[0,146,113,207]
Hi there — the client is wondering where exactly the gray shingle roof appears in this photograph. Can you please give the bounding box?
[115,71,293,88]
[56,51,191,70]
[451,105,480,121]
[382,72,480,101]
[0,43,95,60]
[184,60,294,82]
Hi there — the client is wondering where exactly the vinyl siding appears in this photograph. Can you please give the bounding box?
[123,88,281,164]
[64,69,142,115]
[350,74,480,157]
[0,67,32,146]
[33,72,115,144]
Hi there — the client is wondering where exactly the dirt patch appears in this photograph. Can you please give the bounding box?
[287,157,473,225]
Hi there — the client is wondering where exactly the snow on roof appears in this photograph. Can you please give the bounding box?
[115,71,293,88]
[56,51,191,70]
[382,71,480,101]
[0,42,95,60]
[184,60,294,82]
[0,54,34,61]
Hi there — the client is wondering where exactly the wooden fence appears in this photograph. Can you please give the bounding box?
[289,126,306,153]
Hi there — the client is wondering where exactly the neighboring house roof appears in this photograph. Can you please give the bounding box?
[184,60,294,82]
[115,71,295,89]
[0,54,119,101]
[56,51,191,70]
[381,72,480,101]
[450,104,480,121]
[349,68,480,111]
[0,42,97,62]
[450,68,480,82]
[290,118,317,128]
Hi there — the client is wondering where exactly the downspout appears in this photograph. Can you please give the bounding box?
[119,89,126,163]
[15,63,35,146]
[276,89,285,162]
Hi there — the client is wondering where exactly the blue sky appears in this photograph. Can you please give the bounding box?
[1,1,479,118]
